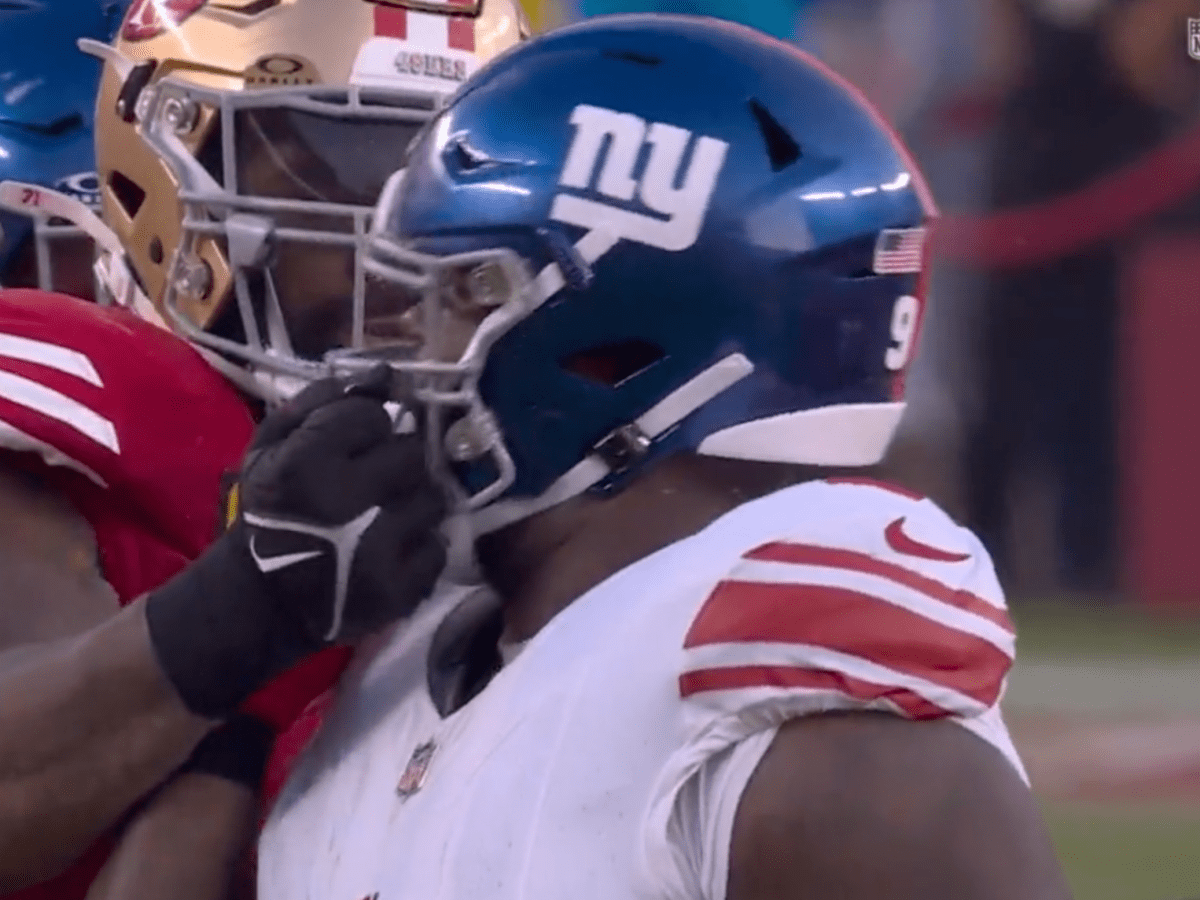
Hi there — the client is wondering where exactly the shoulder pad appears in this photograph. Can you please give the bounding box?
[0,289,255,555]
[680,477,1013,720]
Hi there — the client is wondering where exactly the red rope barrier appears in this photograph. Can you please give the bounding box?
[929,118,1200,269]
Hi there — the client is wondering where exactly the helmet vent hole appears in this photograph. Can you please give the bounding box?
[24,114,84,138]
[748,99,801,172]
[602,49,662,67]
[108,171,147,218]
[196,126,225,184]
[560,340,665,388]
[148,237,164,265]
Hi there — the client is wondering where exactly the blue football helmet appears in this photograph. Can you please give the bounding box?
[366,13,936,533]
[0,0,127,297]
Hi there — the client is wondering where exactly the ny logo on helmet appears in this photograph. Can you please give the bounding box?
[550,104,728,253]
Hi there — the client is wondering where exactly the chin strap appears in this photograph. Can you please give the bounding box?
[468,352,755,537]
[462,221,756,538]
[456,221,756,537]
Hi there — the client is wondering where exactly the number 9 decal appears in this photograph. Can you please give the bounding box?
[885,294,920,371]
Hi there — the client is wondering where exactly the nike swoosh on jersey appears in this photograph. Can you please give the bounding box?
[883,517,971,563]
[249,536,324,573]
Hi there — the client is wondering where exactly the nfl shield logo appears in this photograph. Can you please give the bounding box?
[396,739,437,798]
[1189,19,1200,61]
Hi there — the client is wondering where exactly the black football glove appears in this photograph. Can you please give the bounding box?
[146,366,448,719]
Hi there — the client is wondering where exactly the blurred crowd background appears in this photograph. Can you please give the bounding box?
[522,0,1200,611]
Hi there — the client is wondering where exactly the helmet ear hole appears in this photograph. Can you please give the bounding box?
[560,340,665,388]
[108,170,146,218]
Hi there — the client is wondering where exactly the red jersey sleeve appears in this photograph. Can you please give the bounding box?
[0,288,255,558]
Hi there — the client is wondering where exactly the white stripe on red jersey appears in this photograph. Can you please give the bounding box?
[0,418,106,485]
[0,369,119,453]
[0,333,104,386]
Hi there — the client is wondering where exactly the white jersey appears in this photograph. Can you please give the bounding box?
[258,478,1026,900]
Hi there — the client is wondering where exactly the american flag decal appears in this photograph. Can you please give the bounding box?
[872,227,926,275]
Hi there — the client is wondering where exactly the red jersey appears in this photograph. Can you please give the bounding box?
[0,289,349,899]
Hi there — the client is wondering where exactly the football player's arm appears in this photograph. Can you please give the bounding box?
[86,714,272,900]
[0,603,215,890]
[0,374,446,892]
[0,469,214,891]
[727,712,1074,900]
[85,776,257,900]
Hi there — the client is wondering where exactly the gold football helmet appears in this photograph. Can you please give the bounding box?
[80,0,530,400]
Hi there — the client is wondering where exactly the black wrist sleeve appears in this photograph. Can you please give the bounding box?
[179,714,275,791]
[144,529,321,719]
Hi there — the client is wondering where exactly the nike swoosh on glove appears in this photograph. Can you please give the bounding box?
[237,368,448,643]
[145,366,448,720]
